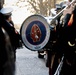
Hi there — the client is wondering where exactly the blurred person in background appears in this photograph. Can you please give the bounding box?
[0,7,23,75]
[0,7,22,61]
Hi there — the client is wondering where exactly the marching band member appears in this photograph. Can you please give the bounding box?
[59,2,76,75]
[50,1,76,75]
[0,7,22,61]
[0,7,23,75]
[0,11,16,75]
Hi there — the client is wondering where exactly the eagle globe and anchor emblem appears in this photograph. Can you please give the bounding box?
[20,15,50,51]
[30,24,41,42]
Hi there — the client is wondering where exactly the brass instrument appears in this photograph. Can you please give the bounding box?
[50,0,76,25]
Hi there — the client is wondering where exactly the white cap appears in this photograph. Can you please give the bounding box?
[0,7,13,15]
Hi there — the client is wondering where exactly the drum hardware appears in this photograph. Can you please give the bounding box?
[68,41,75,46]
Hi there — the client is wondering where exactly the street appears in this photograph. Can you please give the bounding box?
[15,46,49,75]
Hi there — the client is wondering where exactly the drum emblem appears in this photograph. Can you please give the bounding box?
[30,24,41,42]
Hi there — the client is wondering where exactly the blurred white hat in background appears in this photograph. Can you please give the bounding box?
[0,7,13,15]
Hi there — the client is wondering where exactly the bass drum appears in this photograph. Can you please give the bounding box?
[20,14,50,51]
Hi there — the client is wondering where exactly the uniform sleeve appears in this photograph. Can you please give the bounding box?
[63,14,71,27]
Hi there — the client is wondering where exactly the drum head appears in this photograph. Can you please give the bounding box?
[20,14,50,51]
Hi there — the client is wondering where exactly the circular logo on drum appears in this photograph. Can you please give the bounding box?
[20,15,50,51]
[26,21,46,45]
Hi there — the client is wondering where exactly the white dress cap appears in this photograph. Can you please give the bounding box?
[0,7,13,15]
